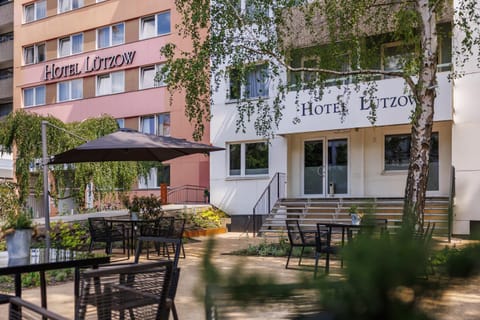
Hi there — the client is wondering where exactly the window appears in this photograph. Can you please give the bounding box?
[24,0,46,23]
[140,64,167,89]
[23,86,46,107]
[140,11,171,39]
[97,23,124,48]
[0,68,13,80]
[228,64,269,100]
[58,0,83,13]
[140,113,170,136]
[24,43,45,65]
[0,103,13,118]
[0,32,13,44]
[58,34,83,57]
[228,141,268,176]
[57,79,82,102]
[138,165,170,189]
[116,118,125,128]
[381,41,414,74]
[96,71,124,96]
[384,133,439,190]
[245,0,268,18]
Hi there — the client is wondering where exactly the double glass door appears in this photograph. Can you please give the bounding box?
[304,138,348,196]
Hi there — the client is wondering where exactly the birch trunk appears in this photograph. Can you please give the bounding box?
[403,0,438,229]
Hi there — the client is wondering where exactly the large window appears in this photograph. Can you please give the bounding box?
[23,86,46,107]
[140,113,170,136]
[228,141,268,176]
[138,165,170,189]
[97,23,124,48]
[58,0,83,13]
[58,34,83,57]
[140,11,171,39]
[24,43,45,65]
[384,132,439,190]
[140,64,166,89]
[57,79,82,102]
[228,64,269,100]
[24,0,46,23]
[96,71,124,96]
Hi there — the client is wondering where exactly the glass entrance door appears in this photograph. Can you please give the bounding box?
[304,139,348,196]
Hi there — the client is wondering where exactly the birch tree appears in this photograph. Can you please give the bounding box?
[161,0,480,227]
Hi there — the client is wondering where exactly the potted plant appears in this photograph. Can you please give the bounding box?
[121,195,141,220]
[348,205,363,225]
[0,181,35,259]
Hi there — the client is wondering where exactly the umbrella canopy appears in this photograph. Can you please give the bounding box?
[48,128,224,164]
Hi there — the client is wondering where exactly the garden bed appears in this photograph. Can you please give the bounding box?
[184,227,227,238]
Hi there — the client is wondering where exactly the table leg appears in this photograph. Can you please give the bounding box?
[14,273,21,297]
[74,267,80,320]
[40,271,47,309]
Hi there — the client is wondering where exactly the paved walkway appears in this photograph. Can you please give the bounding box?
[0,233,479,319]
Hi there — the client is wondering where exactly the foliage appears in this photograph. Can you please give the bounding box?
[229,238,295,257]
[0,111,153,209]
[49,221,89,250]
[121,194,163,220]
[0,181,21,224]
[437,243,480,278]
[184,207,228,229]
[164,0,480,227]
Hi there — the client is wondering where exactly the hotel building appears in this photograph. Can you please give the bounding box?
[13,0,211,211]
[209,2,480,236]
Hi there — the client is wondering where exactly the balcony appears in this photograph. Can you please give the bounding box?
[0,76,12,100]
[0,1,13,31]
[0,37,12,63]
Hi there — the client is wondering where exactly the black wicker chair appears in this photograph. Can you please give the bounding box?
[87,217,129,258]
[285,220,316,269]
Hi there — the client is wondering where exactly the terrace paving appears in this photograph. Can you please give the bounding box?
[0,233,479,319]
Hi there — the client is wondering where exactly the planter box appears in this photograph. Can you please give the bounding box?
[183,227,227,238]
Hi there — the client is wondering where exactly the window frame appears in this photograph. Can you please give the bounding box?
[58,33,83,57]
[23,0,46,23]
[58,0,83,13]
[140,64,167,89]
[140,11,171,40]
[227,63,270,101]
[24,43,45,65]
[139,113,171,137]
[95,71,125,96]
[137,164,170,189]
[228,141,269,177]
[97,22,125,49]
[57,79,83,102]
[23,85,46,107]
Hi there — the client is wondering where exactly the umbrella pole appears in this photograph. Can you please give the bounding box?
[42,121,51,249]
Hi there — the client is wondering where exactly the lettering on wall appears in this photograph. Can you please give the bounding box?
[43,51,136,81]
[300,94,415,117]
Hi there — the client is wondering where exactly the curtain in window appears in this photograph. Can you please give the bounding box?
[246,65,268,98]
[24,88,34,107]
[24,47,34,64]
[97,27,110,48]
[141,17,156,38]
[24,5,34,22]
[35,86,46,105]
[141,116,155,134]
[58,82,69,102]
[142,67,155,89]
[97,75,110,95]
[157,114,170,136]
[58,0,69,13]
[72,34,83,54]
[59,38,71,57]
[72,0,83,9]
[36,0,47,19]
[71,79,83,99]
[111,72,124,93]
[112,24,124,46]
[157,12,171,35]
[37,44,46,62]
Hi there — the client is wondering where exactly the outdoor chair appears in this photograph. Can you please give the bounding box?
[9,297,69,320]
[285,219,316,269]
[87,217,129,258]
[314,223,339,277]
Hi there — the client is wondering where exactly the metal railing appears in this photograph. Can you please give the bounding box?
[252,172,286,236]
[167,184,208,204]
[448,166,455,242]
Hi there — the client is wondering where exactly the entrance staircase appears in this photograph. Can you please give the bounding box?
[258,197,451,237]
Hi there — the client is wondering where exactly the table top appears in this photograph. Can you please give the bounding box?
[0,248,110,275]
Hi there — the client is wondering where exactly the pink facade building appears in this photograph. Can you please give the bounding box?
[13,0,210,203]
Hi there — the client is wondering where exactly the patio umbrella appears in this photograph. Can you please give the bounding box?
[48,128,224,164]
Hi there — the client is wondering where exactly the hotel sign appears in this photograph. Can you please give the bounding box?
[43,51,136,81]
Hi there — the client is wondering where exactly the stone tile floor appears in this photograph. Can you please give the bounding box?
[0,233,478,320]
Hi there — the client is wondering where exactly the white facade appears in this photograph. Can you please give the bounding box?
[210,4,480,235]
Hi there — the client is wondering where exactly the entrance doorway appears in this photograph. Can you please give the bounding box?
[303,138,348,196]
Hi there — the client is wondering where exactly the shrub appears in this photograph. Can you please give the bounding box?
[50,221,89,250]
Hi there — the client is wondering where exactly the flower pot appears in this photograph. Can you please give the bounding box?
[351,214,361,225]
[6,229,32,259]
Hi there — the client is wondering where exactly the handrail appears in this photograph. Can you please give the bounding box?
[252,172,286,236]
[167,184,208,204]
[448,166,455,243]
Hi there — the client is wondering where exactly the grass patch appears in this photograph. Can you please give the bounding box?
[229,238,314,257]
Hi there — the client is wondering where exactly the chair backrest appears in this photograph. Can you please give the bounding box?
[156,216,176,237]
[315,224,332,252]
[88,217,110,241]
[286,220,303,246]
[171,219,186,239]
[77,261,173,320]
